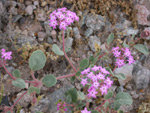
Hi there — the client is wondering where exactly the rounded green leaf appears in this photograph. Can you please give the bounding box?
[123,40,129,48]
[28,86,40,94]
[29,50,46,71]
[76,71,81,76]
[80,59,89,69]
[103,101,109,108]
[66,88,77,103]
[52,44,64,56]
[114,92,133,110]
[42,74,57,87]
[12,69,21,78]
[107,33,114,45]
[115,73,126,80]
[134,44,149,56]
[77,91,85,100]
[12,78,26,89]
[91,110,99,113]
[104,91,113,99]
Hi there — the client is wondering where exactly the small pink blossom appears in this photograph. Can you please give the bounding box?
[81,68,90,75]
[81,78,88,87]
[91,65,99,72]
[93,81,99,89]
[113,50,121,58]
[112,47,119,52]
[1,49,12,60]
[115,59,125,68]
[105,77,113,88]
[96,73,105,80]
[128,56,135,64]
[123,48,131,57]
[87,72,94,79]
[100,67,110,75]
[81,107,91,113]
[100,85,108,95]
[88,88,98,98]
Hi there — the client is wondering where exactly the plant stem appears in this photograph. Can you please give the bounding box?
[31,70,36,80]
[2,65,16,80]
[12,91,27,108]
[62,30,77,72]
[56,73,75,80]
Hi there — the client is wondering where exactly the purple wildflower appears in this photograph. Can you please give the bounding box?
[100,85,108,95]
[81,78,88,87]
[115,59,125,68]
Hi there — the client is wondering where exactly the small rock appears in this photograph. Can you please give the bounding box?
[120,105,133,112]
[86,13,105,31]
[14,91,32,107]
[47,85,74,113]
[47,37,53,44]
[88,35,101,52]
[144,54,150,69]
[44,21,52,36]
[38,32,46,41]
[31,97,50,113]
[65,37,73,50]
[34,1,39,6]
[41,1,47,7]
[114,64,133,86]
[73,27,81,39]
[132,61,150,89]
[84,28,93,37]
[126,27,139,36]
[9,6,17,15]
[37,9,46,21]
[130,91,139,99]
[51,30,57,39]
[0,2,4,16]
[25,5,33,15]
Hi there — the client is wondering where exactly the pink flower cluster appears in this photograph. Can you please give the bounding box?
[49,7,79,30]
[112,47,134,68]
[57,102,67,112]
[81,65,113,98]
[1,48,12,60]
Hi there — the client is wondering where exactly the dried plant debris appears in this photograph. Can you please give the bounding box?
[63,0,138,27]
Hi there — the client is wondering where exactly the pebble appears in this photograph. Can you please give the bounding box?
[38,32,46,42]
[0,2,4,16]
[88,35,101,52]
[25,5,33,15]
[132,61,150,89]
[84,28,93,37]
[114,64,133,86]
[51,30,57,39]
[73,27,81,39]
[47,37,53,44]
[37,9,46,21]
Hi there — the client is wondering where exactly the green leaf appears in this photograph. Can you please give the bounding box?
[105,67,114,76]
[52,44,64,56]
[123,40,129,48]
[104,91,113,99]
[118,110,124,113]
[103,101,109,108]
[77,91,85,100]
[42,74,57,87]
[12,69,21,78]
[80,59,89,70]
[76,71,81,76]
[66,88,77,103]
[115,73,126,80]
[89,56,98,64]
[71,76,76,81]
[12,78,26,89]
[76,101,86,109]
[29,50,46,71]
[134,44,149,56]
[91,110,99,113]
[107,33,114,45]
[7,112,11,113]
[114,92,133,110]
[28,86,40,94]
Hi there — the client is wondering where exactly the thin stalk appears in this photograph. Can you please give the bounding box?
[62,30,77,72]
[2,65,16,80]
[56,73,75,80]
[12,91,27,108]
[31,70,36,80]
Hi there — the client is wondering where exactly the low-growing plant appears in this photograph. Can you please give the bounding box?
[0,7,149,113]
